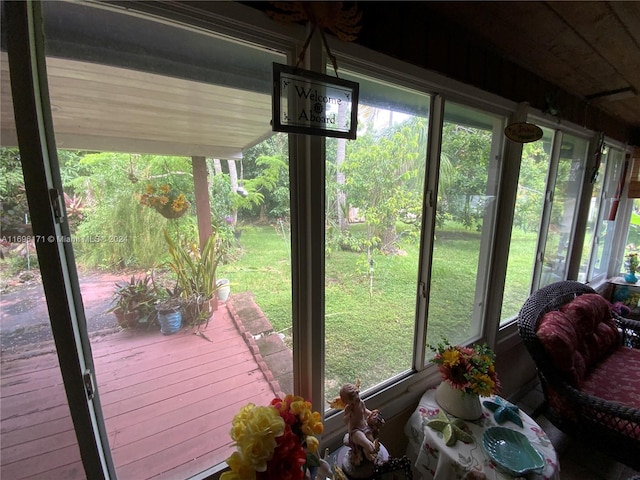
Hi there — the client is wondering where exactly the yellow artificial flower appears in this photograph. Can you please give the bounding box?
[159,184,171,193]
[220,452,256,480]
[224,395,324,478]
[239,432,278,472]
[289,397,308,415]
[306,435,319,453]
[247,406,285,440]
[229,403,257,441]
[311,411,324,434]
[232,406,284,472]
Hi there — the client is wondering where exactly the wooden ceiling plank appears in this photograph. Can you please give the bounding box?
[53,132,247,159]
[609,2,640,47]
[45,92,271,126]
[546,2,640,94]
[428,2,609,97]
[46,73,270,110]
[48,84,271,118]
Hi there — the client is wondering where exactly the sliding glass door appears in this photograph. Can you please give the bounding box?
[3,1,295,478]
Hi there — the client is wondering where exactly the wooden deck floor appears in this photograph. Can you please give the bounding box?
[1,304,280,479]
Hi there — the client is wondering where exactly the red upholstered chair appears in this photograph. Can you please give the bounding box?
[518,280,640,469]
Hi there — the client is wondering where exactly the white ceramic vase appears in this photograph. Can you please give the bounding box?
[216,279,231,302]
[435,381,483,420]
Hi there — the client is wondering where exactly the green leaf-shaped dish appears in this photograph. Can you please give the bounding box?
[482,427,545,476]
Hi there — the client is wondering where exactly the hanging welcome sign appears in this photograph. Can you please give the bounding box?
[272,63,359,139]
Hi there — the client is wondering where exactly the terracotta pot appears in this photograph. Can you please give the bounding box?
[184,297,217,324]
[113,308,141,328]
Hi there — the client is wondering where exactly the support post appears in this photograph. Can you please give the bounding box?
[192,156,213,249]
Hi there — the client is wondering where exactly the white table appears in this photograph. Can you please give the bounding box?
[404,389,560,479]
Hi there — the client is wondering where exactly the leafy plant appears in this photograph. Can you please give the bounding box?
[108,274,157,327]
[154,282,183,313]
[163,229,225,325]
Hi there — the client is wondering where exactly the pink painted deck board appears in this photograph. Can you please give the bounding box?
[1,305,278,479]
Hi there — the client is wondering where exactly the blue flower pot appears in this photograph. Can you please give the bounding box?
[624,272,638,283]
[158,310,182,335]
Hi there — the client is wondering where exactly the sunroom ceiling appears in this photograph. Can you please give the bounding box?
[0,54,272,159]
[424,1,640,130]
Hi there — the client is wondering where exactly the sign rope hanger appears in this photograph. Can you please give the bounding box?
[266,1,363,78]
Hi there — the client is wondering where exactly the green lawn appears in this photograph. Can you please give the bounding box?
[217,224,536,399]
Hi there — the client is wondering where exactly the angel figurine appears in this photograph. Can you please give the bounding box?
[330,382,386,474]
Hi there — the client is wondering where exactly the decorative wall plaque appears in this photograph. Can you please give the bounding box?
[504,122,543,143]
[272,63,359,139]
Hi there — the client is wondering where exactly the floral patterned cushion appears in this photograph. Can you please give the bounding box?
[545,347,640,440]
[582,346,640,409]
[582,346,640,440]
[537,294,620,387]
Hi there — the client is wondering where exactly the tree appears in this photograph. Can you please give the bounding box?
[68,152,196,269]
[241,134,289,222]
[513,141,551,233]
[438,124,492,230]
[0,148,31,238]
[340,116,427,253]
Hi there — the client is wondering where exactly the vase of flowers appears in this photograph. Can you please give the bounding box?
[138,183,190,219]
[429,339,500,420]
[625,252,638,283]
[221,394,324,480]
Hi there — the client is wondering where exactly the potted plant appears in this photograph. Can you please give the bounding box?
[164,229,224,328]
[138,183,190,219]
[154,283,183,335]
[108,274,157,328]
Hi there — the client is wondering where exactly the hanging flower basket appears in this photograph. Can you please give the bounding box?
[155,202,189,219]
[138,183,190,219]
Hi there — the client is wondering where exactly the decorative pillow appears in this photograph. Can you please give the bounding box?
[537,294,620,387]
[537,310,586,386]
[560,294,620,367]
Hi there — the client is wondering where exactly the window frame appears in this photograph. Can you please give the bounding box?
[8,1,629,476]
[583,141,627,284]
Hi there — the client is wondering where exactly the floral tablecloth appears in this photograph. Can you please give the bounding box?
[404,389,560,480]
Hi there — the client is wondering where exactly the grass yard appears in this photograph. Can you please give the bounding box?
[217,224,536,399]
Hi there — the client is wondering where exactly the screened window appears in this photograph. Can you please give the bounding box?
[538,133,589,288]
[501,128,590,323]
[501,127,555,322]
[6,1,627,478]
[424,102,504,351]
[581,145,625,282]
[621,200,640,272]
[324,68,430,402]
[35,2,291,477]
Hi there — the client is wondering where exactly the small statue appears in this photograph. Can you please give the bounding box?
[334,382,385,473]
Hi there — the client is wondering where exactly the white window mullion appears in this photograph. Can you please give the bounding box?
[290,26,326,412]
[414,94,444,370]
[532,130,563,290]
